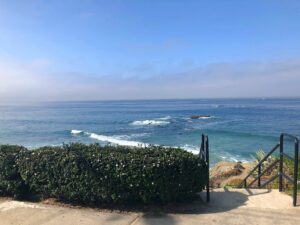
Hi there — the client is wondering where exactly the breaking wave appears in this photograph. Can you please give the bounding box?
[87,132,148,147]
[158,116,172,120]
[131,120,170,126]
[71,130,83,134]
[71,130,149,147]
[180,144,199,155]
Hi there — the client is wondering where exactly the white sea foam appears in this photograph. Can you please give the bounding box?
[72,129,199,154]
[131,120,170,126]
[180,144,199,155]
[181,144,250,162]
[158,116,172,120]
[88,132,149,147]
[127,133,149,138]
[196,115,214,120]
[215,152,249,163]
[71,129,249,162]
[71,130,83,134]
[198,116,212,119]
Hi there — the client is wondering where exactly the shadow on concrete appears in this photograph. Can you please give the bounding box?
[154,187,249,215]
[101,188,252,215]
[140,213,177,225]
[104,214,127,223]
[148,187,274,215]
[20,187,278,225]
[104,213,178,225]
[102,188,263,225]
[244,188,271,196]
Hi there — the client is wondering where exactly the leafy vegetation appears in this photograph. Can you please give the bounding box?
[0,145,28,198]
[249,149,300,191]
[282,157,300,193]
[0,144,207,205]
[251,149,277,171]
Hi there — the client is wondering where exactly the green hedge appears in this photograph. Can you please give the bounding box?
[1,144,207,205]
[0,145,28,198]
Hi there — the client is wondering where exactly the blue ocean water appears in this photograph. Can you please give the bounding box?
[0,98,299,164]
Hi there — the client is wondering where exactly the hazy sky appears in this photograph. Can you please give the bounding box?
[0,0,300,103]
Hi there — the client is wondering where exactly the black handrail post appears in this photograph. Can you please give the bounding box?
[258,164,261,188]
[293,139,299,207]
[201,134,205,159]
[200,134,210,202]
[206,136,210,202]
[244,179,246,188]
[279,134,284,192]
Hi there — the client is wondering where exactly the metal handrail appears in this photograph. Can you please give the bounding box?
[281,133,299,141]
[239,133,299,207]
[280,133,299,206]
[200,134,210,202]
[281,172,294,183]
[241,143,280,184]
[261,174,278,188]
[247,159,279,188]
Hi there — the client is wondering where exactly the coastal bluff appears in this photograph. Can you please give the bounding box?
[210,161,254,188]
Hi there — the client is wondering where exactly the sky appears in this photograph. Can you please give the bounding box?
[0,0,300,103]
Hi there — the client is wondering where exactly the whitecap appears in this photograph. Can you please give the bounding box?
[128,133,149,138]
[71,129,202,156]
[180,144,199,155]
[158,116,172,120]
[198,116,212,119]
[71,130,83,134]
[131,120,170,126]
[87,132,149,147]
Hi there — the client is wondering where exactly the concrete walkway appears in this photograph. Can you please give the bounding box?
[0,188,299,225]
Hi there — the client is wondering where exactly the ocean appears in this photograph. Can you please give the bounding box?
[0,98,299,164]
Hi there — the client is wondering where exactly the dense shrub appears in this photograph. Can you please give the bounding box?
[1,144,207,205]
[0,145,28,198]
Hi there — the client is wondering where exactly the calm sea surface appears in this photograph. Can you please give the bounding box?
[0,98,299,164]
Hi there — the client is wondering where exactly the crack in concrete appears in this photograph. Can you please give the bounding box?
[128,214,141,225]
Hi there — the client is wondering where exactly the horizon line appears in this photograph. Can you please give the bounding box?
[1,96,300,106]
